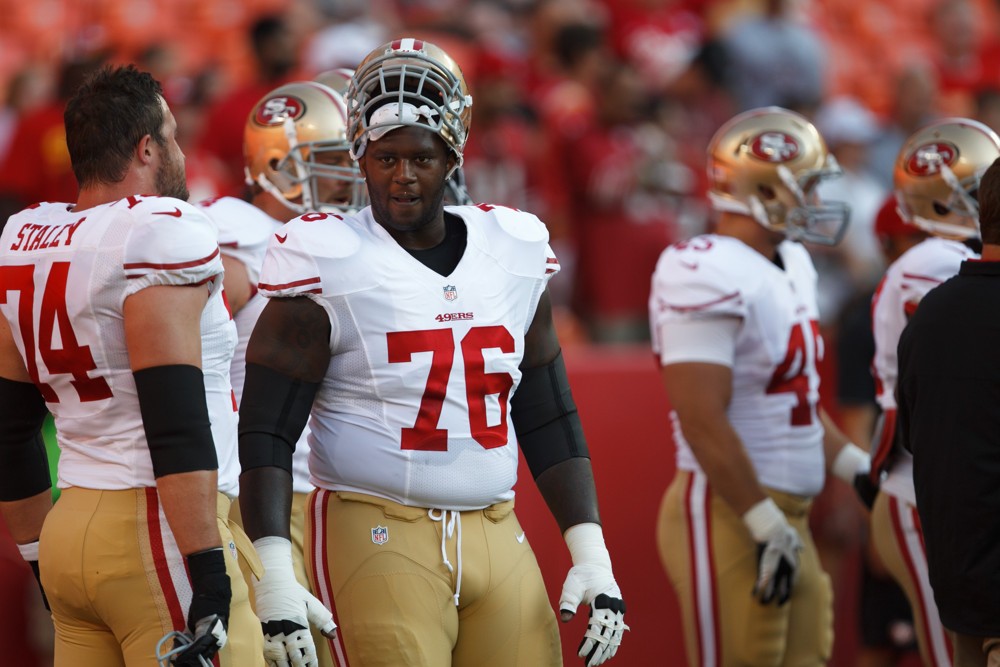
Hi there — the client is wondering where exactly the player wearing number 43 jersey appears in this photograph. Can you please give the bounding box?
[649,107,871,666]
[0,65,263,667]
[238,38,627,667]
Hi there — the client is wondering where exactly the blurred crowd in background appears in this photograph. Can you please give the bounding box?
[2,0,1000,663]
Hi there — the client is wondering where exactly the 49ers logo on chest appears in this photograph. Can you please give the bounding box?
[750,132,800,162]
[907,141,958,176]
[254,95,306,126]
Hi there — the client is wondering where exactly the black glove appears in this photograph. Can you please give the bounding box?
[27,560,49,611]
[853,471,880,510]
[168,548,231,666]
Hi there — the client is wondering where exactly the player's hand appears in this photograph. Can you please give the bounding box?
[559,524,629,666]
[742,498,802,606]
[253,537,336,667]
[156,548,231,666]
[853,471,880,510]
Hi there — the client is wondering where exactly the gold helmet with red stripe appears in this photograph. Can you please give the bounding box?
[346,37,473,174]
[707,106,850,245]
[243,81,365,215]
[894,118,1000,240]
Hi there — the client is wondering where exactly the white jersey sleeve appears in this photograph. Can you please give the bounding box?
[122,197,224,296]
[200,196,277,286]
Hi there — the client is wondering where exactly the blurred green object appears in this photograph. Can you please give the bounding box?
[42,414,59,501]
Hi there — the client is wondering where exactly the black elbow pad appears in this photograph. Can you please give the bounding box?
[0,377,51,501]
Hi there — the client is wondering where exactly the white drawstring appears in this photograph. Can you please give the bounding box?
[428,509,462,606]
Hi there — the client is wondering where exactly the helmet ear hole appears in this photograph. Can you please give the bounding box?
[758,184,777,201]
[933,201,951,216]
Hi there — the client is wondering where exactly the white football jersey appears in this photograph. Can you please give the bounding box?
[650,235,825,497]
[257,204,559,510]
[871,236,975,503]
[0,197,239,495]
[200,196,313,493]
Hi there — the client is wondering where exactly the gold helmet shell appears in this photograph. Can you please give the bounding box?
[314,68,354,96]
[894,118,1000,240]
[707,106,850,245]
[346,38,473,166]
[243,81,365,215]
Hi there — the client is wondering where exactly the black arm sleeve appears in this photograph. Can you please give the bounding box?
[238,362,320,474]
[134,365,218,478]
[511,351,589,479]
[0,377,51,501]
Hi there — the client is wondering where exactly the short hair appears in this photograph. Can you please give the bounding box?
[64,65,165,188]
[979,158,1000,244]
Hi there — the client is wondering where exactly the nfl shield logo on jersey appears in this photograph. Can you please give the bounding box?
[371,525,389,545]
[443,285,458,301]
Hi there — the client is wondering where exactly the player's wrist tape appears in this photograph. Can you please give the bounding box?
[832,443,870,484]
[0,377,51,501]
[134,365,218,477]
[16,540,39,562]
[742,498,787,543]
[564,522,613,568]
[512,351,589,479]
[252,536,297,585]
[238,363,318,475]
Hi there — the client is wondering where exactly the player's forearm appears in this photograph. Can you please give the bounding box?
[0,489,52,544]
[238,466,293,541]
[534,458,602,533]
[156,470,223,556]
[684,418,767,517]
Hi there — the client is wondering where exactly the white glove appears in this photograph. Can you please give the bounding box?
[742,498,803,606]
[252,537,336,667]
[559,523,628,666]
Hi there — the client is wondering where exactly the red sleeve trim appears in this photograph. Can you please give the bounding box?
[659,291,741,314]
[124,247,220,271]
[258,276,322,291]
[900,272,943,284]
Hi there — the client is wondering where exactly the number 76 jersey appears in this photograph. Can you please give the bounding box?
[259,205,559,511]
[649,235,826,498]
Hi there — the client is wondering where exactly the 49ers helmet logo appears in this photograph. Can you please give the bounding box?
[907,142,958,176]
[749,132,800,162]
[254,95,306,126]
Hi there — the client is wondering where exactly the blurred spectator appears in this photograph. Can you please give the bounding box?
[930,0,992,117]
[565,59,680,342]
[814,96,889,320]
[718,0,826,114]
[0,55,103,212]
[303,0,396,72]
[198,13,303,197]
[975,86,1000,133]
[867,61,939,191]
[0,63,53,168]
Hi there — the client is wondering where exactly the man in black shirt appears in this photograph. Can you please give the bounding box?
[898,156,1000,667]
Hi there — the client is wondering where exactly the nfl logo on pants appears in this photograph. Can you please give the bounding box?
[371,525,389,545]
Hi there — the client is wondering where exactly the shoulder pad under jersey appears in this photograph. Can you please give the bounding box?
[451,203,555,279]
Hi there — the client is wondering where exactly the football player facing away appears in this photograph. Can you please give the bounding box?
[198,78,365,667]
[649,107,872,666]
[237,39,628,667]
[0,65,264,666]
[868,118,1000,667]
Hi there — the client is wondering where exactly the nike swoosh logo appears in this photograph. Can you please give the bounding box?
[154,208,182,217]
[515,532,526,544]
[275,233,288,244]
[680,260,698,271]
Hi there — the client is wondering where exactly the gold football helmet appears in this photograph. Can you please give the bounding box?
[314,68,353,96]
[243,81,365,215]
[346,38,473,175]
[707,106,850,245]
[894,118,1000,240]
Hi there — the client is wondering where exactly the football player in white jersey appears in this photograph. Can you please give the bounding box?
[236,38,628,667]
[867,118,1000,667]
[199,78,364,667]
[649,107,872,666]
[0,65,264,666]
